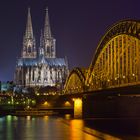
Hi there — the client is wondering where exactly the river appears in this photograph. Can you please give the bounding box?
[0,115,139,140]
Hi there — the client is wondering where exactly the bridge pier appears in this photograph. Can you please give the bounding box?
[73,98,82,119]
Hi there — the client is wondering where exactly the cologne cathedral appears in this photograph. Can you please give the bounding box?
[14,8,69,87]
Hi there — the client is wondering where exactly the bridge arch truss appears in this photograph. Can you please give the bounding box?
[86,20,140,90]
[63,68,86,94]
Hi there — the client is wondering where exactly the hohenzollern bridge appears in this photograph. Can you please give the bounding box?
[65,19,140,93]
[40,19,140,118]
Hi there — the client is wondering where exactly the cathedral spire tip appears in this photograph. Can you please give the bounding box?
[44,7,52,38]
[25,7,33,38]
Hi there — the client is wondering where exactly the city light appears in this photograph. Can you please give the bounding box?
[64,101,71,107]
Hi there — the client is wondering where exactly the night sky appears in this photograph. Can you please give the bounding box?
[0,0,140,81]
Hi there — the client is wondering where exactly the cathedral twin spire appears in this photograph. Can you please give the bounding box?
[22,8,36,58]
[42,8,56,58]
[25,8,33,39]
[22,7,56,59]
[44,8,52,39]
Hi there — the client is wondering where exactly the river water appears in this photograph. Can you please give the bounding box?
[0,115,139,140]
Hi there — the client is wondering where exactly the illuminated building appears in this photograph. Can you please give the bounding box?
[14,8,69,87]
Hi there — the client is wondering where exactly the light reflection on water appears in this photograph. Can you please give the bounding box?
[0,115,139,140]
[64,117,120,140]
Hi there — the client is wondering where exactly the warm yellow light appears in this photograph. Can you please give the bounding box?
[75,98,82,108]
[43,101,50,107]
[64,101,71,107]
[123,75,125,79]
[74,98,82,118]
[72,98,75,101]
[65,114,71,119]
[36,93,39,96]
[26,116,31,120]
[44,116,49,120]
[44,101,48,105]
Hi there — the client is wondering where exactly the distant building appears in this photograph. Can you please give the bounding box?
[1,82,9,92]
[1,81,13,92]
[14,8,69,87]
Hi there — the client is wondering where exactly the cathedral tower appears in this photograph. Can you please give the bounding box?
[41,8,56,58]
[15,7,68,88]
[22,8,36,58]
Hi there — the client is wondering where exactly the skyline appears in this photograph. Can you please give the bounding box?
[0,0,140,81]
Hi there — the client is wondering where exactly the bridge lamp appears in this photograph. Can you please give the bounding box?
[44,101,48,105]
[123,76,125,79]
[43,101,50,106]
[64,101,71,107]
[72,98,75,101]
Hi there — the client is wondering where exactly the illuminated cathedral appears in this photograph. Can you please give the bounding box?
[14,8,69,87]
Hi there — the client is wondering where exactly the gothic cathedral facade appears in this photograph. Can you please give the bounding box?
[14,8,69,87]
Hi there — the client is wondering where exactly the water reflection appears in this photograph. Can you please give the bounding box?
[0,115,139,140]
[69,120,85,140]
[65,114,71,120]
[66,119,121,140]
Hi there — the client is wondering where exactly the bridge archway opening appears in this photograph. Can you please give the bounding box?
[64,68,86,94]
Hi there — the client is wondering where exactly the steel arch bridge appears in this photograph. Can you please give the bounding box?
[64,19,140,94]
[63,68,87,94]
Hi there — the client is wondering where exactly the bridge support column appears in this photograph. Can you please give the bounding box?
[73,98,82,118]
